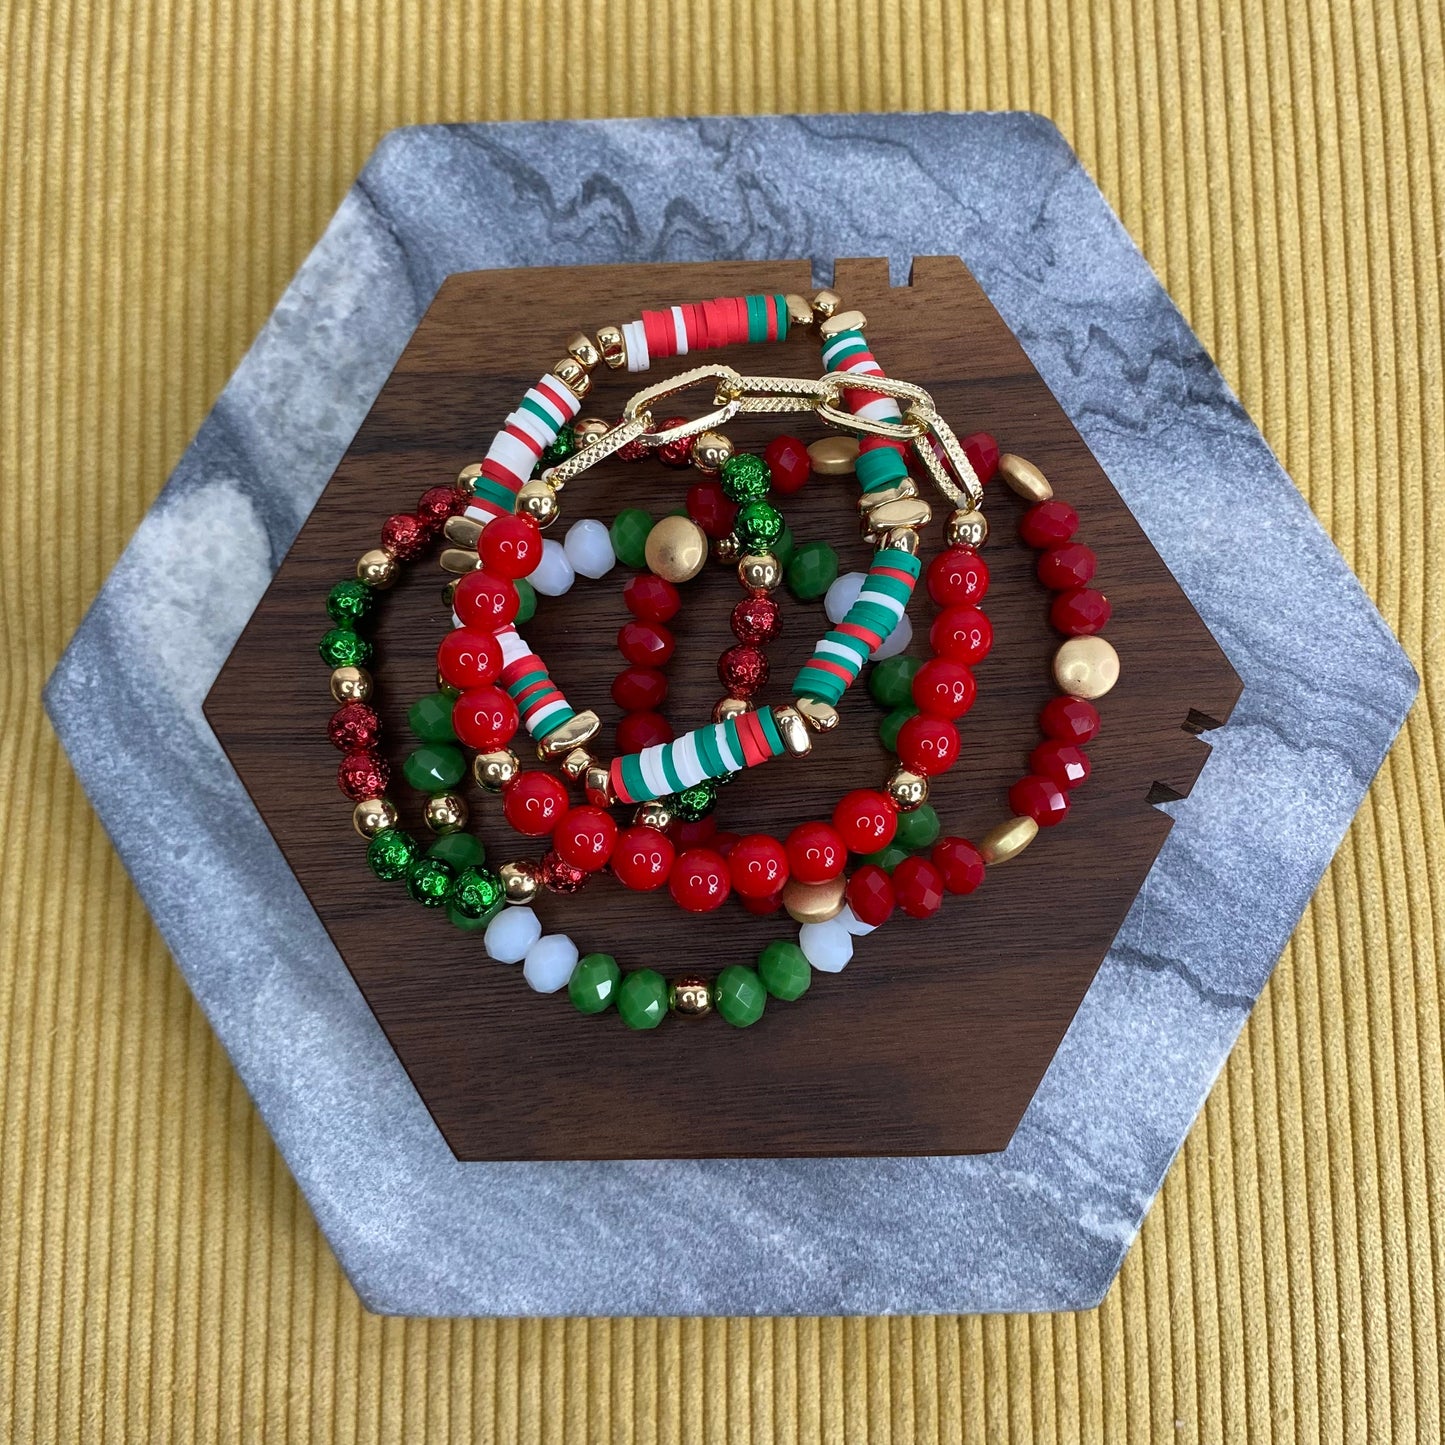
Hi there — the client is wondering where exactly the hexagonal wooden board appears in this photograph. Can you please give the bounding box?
[203,257,1241,1161]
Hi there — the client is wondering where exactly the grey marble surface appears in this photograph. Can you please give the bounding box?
[45,114,1416,1316]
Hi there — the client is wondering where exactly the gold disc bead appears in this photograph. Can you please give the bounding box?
[443,513,483,548]
[818,308,867,340]
[669,976,713,1017]
[356,548,398,589]
[887,767,929,811]
[811,289,842,319]
[565,332,601,370]
[644,515,708,583]
[997,453,1054,502]
[794,697,839,733]
[807,435,860,476]
[946,508,989,548]
[1053,636,1120,700]
[515,478,560,529]
[689,430,734,474]
[782,875,846,925]
[737,551,781,593]
[713,696,751,723]
[980,815,1039,864]
[499,859,542,905]
[596,324,627,370]
[330,665,373,704]
[352,796,397,838]
[440,547,482,575]
[424,792,469,834]
[772,704,813,756]
[472,749,519,791]
[634,800,674,832]
[552,356,591,399]
[572,416,610,447]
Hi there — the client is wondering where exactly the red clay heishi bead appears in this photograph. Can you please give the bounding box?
[893,856,945,918]
[1031,740,1091,790]
[623,573,681,622]
[436,627,503,689]
[718,643,769,698]
[611,665,669,712]
[478,513,543,578]
[929,605,994,666]
[728,833,790,898]
[502,771,569,836]
[328,702,381,751]
[454,570,520,630]
[416,485,459,531]
[785,821,847,884]
[1039,695,1101,743]
[617,620,675,667]
[553,805,618,872]
[1037,542,1097,590]
[896,713,961,776]
[1019,499,1080,549]
[832,790,898,853]
[1009,773,1070,827]
[686,479,739,539]
[673,817,719,850]
[1051,587,1112,636]
[668,847,731,912]
[847,865,896,927]
[911,657,977,720]
[931,837,986,894]
[611,825,675,890]
[337,749,388,801]
[960,431,1000,484]
[926,547,990,606]
[615,710,673,753]
[764,434,811,494]
[451,685,519,751]
[380,512,428,561]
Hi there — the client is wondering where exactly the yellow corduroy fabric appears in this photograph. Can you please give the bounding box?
[2,1,1441,1440]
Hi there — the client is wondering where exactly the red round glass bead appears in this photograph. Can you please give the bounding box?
[451,685,519,751]
[686,480,739,539]
[961,431,1000,484]
[832,790,898,853]
[718,643,769,698]
[929,605,993,666]
[454,570,520,631]
[616,710,673,753]
[478,513,543,579]
[656,417,693,468]
[896,713,961,776]
[893,856,945,918]
[1050,587,1112,636]
[764,434,811,494]
[741,888,785,916]
[1009,773,1070,827]
[611,665,668,712]
[712,831,740,857]
[1030,740,1091,790]
[728,833,790,898]
[785,822,847,884]
[1040,695,1101,743]
[553,805,618,872]
[1019,499,1080,549]
[731,595,781,644]
[328,702,381,752]
[416,485,459,530]
[611,826,675,891]
[673,817,718,850]
[846,865,896,927]
[380,512,428,561]
[618,620,675,666]
[540,850,589,895]
[337,749,388,801]
[623,573,681,622]
[436,627,503,689]
[502,771,570,836]
[668,847,731,912]
[926,547,989,606]
[1038,542,1097,590]
[931,837,985,895]
[911,657,977,720]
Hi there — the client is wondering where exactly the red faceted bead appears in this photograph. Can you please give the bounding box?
[623,572,681,622]
[764,433,811,494]
[328,702,381,751]
[929,605,993,666]
[656,417,694,468]
[611,665,668,712]
[611,826,676,890]
[553,805,618,872]
[832,790,898,854]
[1039,695,1101,744]
[742,888,785,916]
[686,479,739,539]
[1051,587,1112,636]
[337,749,388,801]
[931,837,985,895]
[1031,740,1091,790]
[926,547,989,606]
[728,834,790,899]
[1019,499,1080,549]
[416,485,459,530]
[540,850,589,895]
[618,620,675,666]
[668,847,731,912]
[673,817,718,850]
[731,595,780,644]
[451,685,519,751]
[616,710,673,753]
[380,512,428,561]
[478,513,543,578]
[454,569,520,631]
[785,822,847,885]
[961,431,1000,484]
[718,643,769,698]
[893,856,946,918]
[1038,542,1097,591]
[896,713,961,776]
[911,657,977,720]
[436,627,503,689]
[1009,773,1070,827]
[847,865,896,927]
[502,771,569,837]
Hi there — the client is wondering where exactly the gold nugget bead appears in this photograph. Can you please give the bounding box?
[713,532,742,563]
[867,496,932,531]
[783,875,846,924]
[772,704,813,756]
[455,461,484,496]
[946,508,989,548]
[997,453,1053,502]
[566,332,601,370]
[714,696,751,723]
[1053,636,1120,700]
[980,815,1039,864]
[737,551,781,593]
[584,764,616,807]
[442,577,459,608]
[537,709,601,760]
[785,293,814,327]
[808,435,859,476]
[552,356,591,399]
[819,307,867,340]
[857,479,919,514]
[669,976,713,1017]
[472,749,519,791]
[884,526,921,556]
[330,665,373,704]
[515,478,560,528]
[690,429,734,474]
[634,799,674,832]
[356,548,398,589]
[811,288,842,319]
[794,696,840,733]
[440,547,482,574]
[443,513,483,548]
[596,324,627,370]
[424,792,469,835]
[560,746,596,784]
[572,416,610,447]
[500,859,543,905]
[352,796,397,838]
[644,514,708,582]
[887,766,929,811]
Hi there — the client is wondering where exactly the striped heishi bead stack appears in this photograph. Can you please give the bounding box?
[492,625,577,741]
[609,707,790,806]
[465,375,583,525]
[820,324,904,433]
[622,294,790,373]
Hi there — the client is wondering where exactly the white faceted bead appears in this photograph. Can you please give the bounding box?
[839,904,876,937]
[870,611,912,660]
[483,906,541,964]
[529,539,576,596]
[799,917,854,973]
[523,933,579,994]
[824,571,867,625]
[563,518,615,579]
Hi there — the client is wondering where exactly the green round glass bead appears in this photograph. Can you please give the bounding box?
[569,953,622,1015]
[326,578,373,626]
[671,780,718,823]
[513,576,537,625]
[758,940,811,1002]
[719,452,771,503]
[785,540,838,601]
[403,742,466,793]
[869,655,921,708]
[406,856,455,907]
[714,965,767,1028]
[862,843,908,873]
[408,690,458,743]
[428,832,485,870]
[733,499,784,551]
[448,864,504,920]
[610,508,654,569]
[367,828,419,882]
[319,626,371,669]
[540,423,576,464]
[774,524,795,570]
[894,802,940,851]
[618,969,669,1030]
[447,901,492,932]
[879,705,919,752]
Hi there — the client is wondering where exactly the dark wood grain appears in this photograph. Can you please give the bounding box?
[203,256,1242,1161]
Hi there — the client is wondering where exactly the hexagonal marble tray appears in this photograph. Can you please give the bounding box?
[45,114,1417,1316]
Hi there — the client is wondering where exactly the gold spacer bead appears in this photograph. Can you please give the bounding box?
[472,749,519,791]
[634,800,673,832]
[443,513,483,548]
[884,526,921,555]
[783,875,846,925]
[689,429,734,474]
[644,514,708,583]
[818,307,867,340]
[560,746,596,784]
[537,709,601,760]
[356,548,397,589]
[566,332,601,370]
[887,767,929,811]
[515,478,560,528]
[352,796,397,838]
[424,792,469,834]
[811,288,842,319]
[807,435,860,476]
[330,665,373,704]
[794,696,839,733]
[867,496,932,530]
[946,508,989,548]
[552,356,591,399]
[440,547,482,575]
[714,696,751,723]
[785,293,814,327]
[997,453,1053,502]
[442,577,460,609]
[584,764,616,807]
[669,976,713,1017]
[499,859,542,905]
[596,323,627,370]
[572,416,610,447]
[1053,636,1120,700]
[712,532,741,563]
[456,461,484,496]
[980,814,1039,864]
[737,551,781,593]
[772,704,813,756]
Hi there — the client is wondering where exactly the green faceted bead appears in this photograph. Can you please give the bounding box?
[786,540,838,601]
[448,865,504,920]
[447,901,492,932]
[319,626,371,669]
[774,524,795,570]
[719,452,771,502]
[758,940,811,1002]
[406,856,455,907]
[403,742,466,793]
[879,705,919,752]
[894,802,940,851]
[540,423,576,464]
[734,499,784,551]
[869,655,921,708]
[428,832,485,870]
[714,965,767,1028]
[610,508,654,569]
[672,780,718,822]
[618,969,669,1031]
[862,843,907,873]
[569,953,622,1015]
[408,690,458,743]
[513,576,537,624]
[367,828,419,882]
[326,578,373,626]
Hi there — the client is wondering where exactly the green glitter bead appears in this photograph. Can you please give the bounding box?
[448,865,504,921]
[714,965,767,1028]
[894,802,940,852]
[758,940,811,1002]
[403,743,465,793]
[785,540,838,601]
[671,780,718,823]
[428,833,485,870]
[408,690,458,743]
[367,828,419,882]
[569,953,622,1015]
[719,452,771,503]
[618,969,669,1031]
[862,843,908,873]
[869,655,921,708]
[406,856,455,907]
[514,577,537,624]
[879,705,919,752]
[610,508,654,569]
[733,499,784,551]
[540,423,576,464]
[774,524,795,570]
[326,579,373,626]
[318,626,371,669]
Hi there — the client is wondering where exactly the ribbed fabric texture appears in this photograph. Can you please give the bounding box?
[2,2,1441,1440]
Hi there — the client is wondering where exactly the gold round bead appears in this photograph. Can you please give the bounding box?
[737,551,782,593]
[1053,636,1120,700]
[572,416,610,446]
[782,875,846,925]
[713,696,751,723]
[330,665,373,703]
[997,453,1054,502]
[794,696,839,733]
[811,288,842,319]
[424,791,469,834]
[596,324,627,369]
[515,479,560,528]
[634,800,674,832]
[499,859,542,905]
[669,976,713,1017]
[712,532,741,563]
[356,548,397,589]
[689,430,734,474]
[352,796,397,838]
[552,356,591,399]
[807,435,860,476]
[887,767,929,811]
[980,815,1039,865]
[644,514,708,583]
[456,461,484,496]
[472,749,520,791]
[946,509,989,548]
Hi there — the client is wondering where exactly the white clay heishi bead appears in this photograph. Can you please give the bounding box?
[825,571,867,625]
[484,907,541,964]
[871,611,912,660]
[529,539,576,596]
[563,518,615,579]
[523,933,579,993]
[799,917,854,973]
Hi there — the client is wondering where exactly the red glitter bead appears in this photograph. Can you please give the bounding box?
[673,817,718,850]
[728,834,790,899]
[926,547,990,606]
[929,605,994,667]
[668,847,731,912]
[611,826,676,890]
[454,570,520,631]
[831,790,898,853]
[1040,695,1101,744]
[337,749,388,801]
[478,513,543,579]
[1051,587,1112,636]
[417,485,459,531]
[785,822,847,885]
[616,424,651,463]
[911,658,977,720]
[893,856,945,919]
[623,573,681,622]
[730,595,780,644]
[502,771,570,837]
[616,710,673,754]
[617,620,675,666]
[1031,740,1091,790]
[1038,542,1097,590]
[764,434,812,494]
[436,627,503,689]
[540,850,589,895]
[686,479,739,539]
[553,805,618,872]
[380,512,428,561]
[718,643,769,698]
[451,685,519,751]
[328,702,381,752]
[931,837,985,895]
[896,714,961,776]
[656,417,693,468]
[1009,773,1070,827]
[847,865,895,927]
[611,665,668,712]
[1019,499,1080,549]
[961,431,1000,484]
